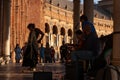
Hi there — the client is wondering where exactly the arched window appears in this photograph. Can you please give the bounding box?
[45,23,50,33]
[53,25,58,35]
[68,29,72,37]
[60,27,65,36]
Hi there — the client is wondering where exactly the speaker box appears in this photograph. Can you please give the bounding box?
[33,72,52,80]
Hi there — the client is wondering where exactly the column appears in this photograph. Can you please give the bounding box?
[73,0,80,44]
[3,0,11,64]
[84,0,94,22]
[112,0,120,65]
[0,0,3,56]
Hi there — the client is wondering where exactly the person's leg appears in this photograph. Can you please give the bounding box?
[49,56,52,63]
[16,59,19,63]
[60,53,64,63]
[71,51,78,61]
[18,59,20,63]
[72,51,94,60]
[30,63,37,71]
[53,57,55,63]
[41,57,44,63]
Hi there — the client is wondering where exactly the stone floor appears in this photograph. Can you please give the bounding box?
[0,63,65,80]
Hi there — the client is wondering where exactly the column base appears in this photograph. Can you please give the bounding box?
[0,55,11,65]
[0,57,5,65]
[5,55,10,64]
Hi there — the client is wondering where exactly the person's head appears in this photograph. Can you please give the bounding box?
[51,46,54,49]
[62,40,65,45]
[24,42,27,46]
[16,44,20,48]
[80,15,88,22]
[27,23,35,31]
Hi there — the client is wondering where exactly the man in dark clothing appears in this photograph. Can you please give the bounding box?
[71,21,100,61]
[82,24,100,57]
[60,40,68,63]
[22,23,44,71]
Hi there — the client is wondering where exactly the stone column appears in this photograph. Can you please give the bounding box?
[0,0,3,56]
[112,0,120,65]
[73,0,80,44]
[84,0,94,22]
[3,0,11,64]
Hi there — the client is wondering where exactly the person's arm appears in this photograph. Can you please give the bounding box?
[37,29,44,43]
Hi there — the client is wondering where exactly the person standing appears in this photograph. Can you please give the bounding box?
[21,42,27,57]
[22,23,44,71]
[39,43,45,63]
[71,15,100,73]
[44,42,52,63]
[14,44,22,63]
[60,40,68,63]
[50,46,55,63]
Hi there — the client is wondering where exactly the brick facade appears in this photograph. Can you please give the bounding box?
[10,0,44,49]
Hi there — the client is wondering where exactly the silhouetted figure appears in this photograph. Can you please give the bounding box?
[50,46,55,63]
[39,43,45,63]
[94,33,113,70]
[60,40,68,63]
[21,42,27,57]
[44,42,52,63]
[71,17,100,75]
[22,23,44,71]
[14,44,22,63]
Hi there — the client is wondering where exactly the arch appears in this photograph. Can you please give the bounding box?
[53,25,58,35]
[57,3,60,7]
[68,29,72,37]
[49,0,52,4]
[65,5,67,9]
[60,27,65,36]
[45,23,50,33]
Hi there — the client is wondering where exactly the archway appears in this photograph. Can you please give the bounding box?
[68,29,72,43]
[45,23,50,43]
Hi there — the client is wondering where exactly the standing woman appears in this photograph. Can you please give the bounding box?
[22,23,38,71]
[14,44,22,63]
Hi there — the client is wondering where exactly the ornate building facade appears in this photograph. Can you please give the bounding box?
[43,0,113,58]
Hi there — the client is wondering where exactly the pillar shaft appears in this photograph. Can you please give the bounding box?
[0,0,4,56]
[73,0,80,44]
[112,0,120,65]
[3,0,11,63]
[84,0,94,22]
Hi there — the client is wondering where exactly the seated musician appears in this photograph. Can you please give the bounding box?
[71,24,100,62]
